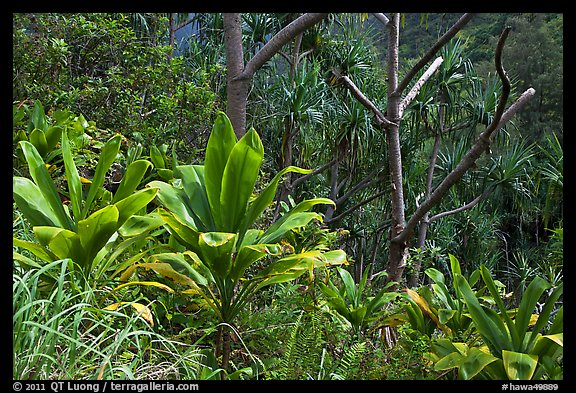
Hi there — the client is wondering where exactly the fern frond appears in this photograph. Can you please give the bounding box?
[332,341,367,380]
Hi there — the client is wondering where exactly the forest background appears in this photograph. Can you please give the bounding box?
[12,12,563,381]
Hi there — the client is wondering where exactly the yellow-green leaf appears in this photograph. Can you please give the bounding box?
[104,302,154,326]
[502,350,538,380]
[113,281,175,294]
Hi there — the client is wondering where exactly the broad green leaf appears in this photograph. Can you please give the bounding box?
[19,141,74,230]
[45,126,62,151]
[541,333,563,347]
[77,205,119,269]
[438,308,457,324]
[434,352,464,371]
[149,180,199,229]
[61,129,83,222]
[33,226,83,265]
[157,208,201,251]
[480,265,520,349]
[13,177,59,227]
[238,229,264,248]
[319,282,352,320]
[425,268,445,285]
[13,237,58,262]
[455,273,510,354]
[255,249,347,289]
[502,350,538,380]
[448,253,462,276]
[29,100,48,132]
[174,165,215,231]
[219,127,264,232]
[29,128,48,157]
[82,134,121,217]
[112,159,153,203]
[118,212,165,237]
[431,338,460,359]
[350,306,367,327]
[431,282,457,310]
[148,251,211,288]
[238,165,312,240]
[259,212,322,244]
[204,112,237,229]
[150,145,166,169]
[528,284,563,346]
[459,347,499,380]
[231,244,282,282]
[513,276,549,351]
[198,232,236,278]
[13,251,44,269]
[366,287,400,320]
[120,261,200,289]
[338,267,358,306]
[113,187,158,228]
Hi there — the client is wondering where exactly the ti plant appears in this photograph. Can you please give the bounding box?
[119,112,348,372]
[13,128,157,287]
[430,265,563,380]
[403,254,478,338]
[14,100,63,162]
[318,263,399,339]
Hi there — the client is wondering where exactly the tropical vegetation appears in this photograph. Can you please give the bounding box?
[13,12,562,381]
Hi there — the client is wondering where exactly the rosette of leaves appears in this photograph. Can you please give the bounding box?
[318,264,398,338]
[430,265,563,380]
[119,112,348,371]
[13,129,157,286]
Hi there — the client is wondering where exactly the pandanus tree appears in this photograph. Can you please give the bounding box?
[332,13,536,286]
[120,112,347,373]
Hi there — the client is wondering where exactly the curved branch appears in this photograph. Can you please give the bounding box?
[394,27,532,244]
[240,13,328,79]
[428,193,485,223]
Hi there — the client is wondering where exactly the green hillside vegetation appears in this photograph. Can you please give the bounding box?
[13,12,562,381]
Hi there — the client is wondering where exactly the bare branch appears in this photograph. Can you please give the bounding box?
[400,56,444,115]
[428,193,484,223]
[372,13,390,27]
[394,27,533,244]
[290,157,338,189]
[336,168,383,205]
[325,190,388,224]
[174,17,195,31]
[396,13,475,96]
[240,13,328,79]
[332,69,398,128]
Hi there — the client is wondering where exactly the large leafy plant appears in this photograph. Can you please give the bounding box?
[318,264,398,338]
[120,112,348,371]
[13,129,157,285]
[403,254,478,338]
[430,265,563,380]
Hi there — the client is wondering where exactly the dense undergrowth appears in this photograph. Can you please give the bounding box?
[13,13,563,381]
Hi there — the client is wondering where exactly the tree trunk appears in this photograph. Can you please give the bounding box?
[223,13,249,138]
[223,13,328,138]
[384,14,407,286]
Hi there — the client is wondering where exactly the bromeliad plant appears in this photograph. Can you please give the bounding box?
[120,112,348,371]
[430,265,563,380]
[13,128,158,286]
